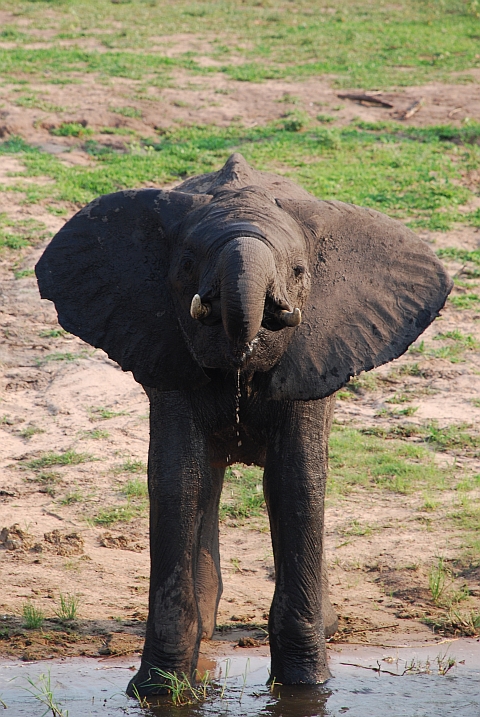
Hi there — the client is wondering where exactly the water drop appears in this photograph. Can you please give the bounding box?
[235,369,241,448]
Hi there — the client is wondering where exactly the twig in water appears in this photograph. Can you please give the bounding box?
[340,660,407,677]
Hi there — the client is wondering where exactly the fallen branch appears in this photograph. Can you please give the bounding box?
[398,98,424,120]
[337,92,394,108]
[448,107,463,118]
[340,661,407,677]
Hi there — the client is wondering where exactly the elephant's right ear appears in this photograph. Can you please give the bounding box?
[35,189,211,390]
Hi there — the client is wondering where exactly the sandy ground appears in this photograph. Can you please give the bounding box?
[1,68,480,661]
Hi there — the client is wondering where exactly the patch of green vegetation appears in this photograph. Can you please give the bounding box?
[429,557,451,604]
[80,428,109,440]
[60,490,83,505]
[220,465,265,520]
[424,608,480,637]
[55,593,79,622]
[14,93,64,113]
[31,471,62,485]
[449,293,480,309]
[20,425,45,439]
[345,373,378,395]
[0,120,477,229]
[100,126,137,136]
[110,105,142,119]
[26,450,94,470]
[385,392,414,404]
[0,213,50,252]
[14,268,35,279]
[340,519,373,537]
[316,114,336,124]
[93,503,144,526]
[123,477,148,499]
[329,424,451,495]
[409,330,479,362]
[424,422,480,452]
[51,122,93,138]
[22,601,44,630]
[36,351,89,363]
[114,459,146,474]
[437,247,480,265]
[2,1,480,89]
[88,406,127,421]
[39,328,69,338]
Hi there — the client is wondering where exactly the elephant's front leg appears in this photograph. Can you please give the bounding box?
[127,390,219,696]
[264,395,335,685]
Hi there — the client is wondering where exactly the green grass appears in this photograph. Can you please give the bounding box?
[0,1,480,89]
[437,247,480,265]
[13,92,64,113]
[409,330,480,362]
[110,106,142,119]
[80,428,109,440]
[50,122,93,137]
[449,293,480,309]
[26,450,94,470]
[22,601,44,629]
[19,425,45,439]
[88,406,127,421]
[93,503,144,526]
[39,329,69,338]
[123,477,148,499]
[55,593,79,621]
[0,213,50,252]
[60,490,83,505]
[2,120,478,230]
[329,424,451,495]
[220,465,265,520]
[114,459,146,474]
[14,268,35,279]
[36,351,89,363]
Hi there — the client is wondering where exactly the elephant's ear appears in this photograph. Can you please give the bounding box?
[267,200,453,401]
[35,189,211,390]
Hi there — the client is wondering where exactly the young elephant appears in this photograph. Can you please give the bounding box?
[36,153,452,694]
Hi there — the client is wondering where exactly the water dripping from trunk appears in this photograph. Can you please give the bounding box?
[235,368,242,447]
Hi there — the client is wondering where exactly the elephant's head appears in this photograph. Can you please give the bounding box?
[35,153,452,400]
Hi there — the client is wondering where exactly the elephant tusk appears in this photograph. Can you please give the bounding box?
[190,294,211,320]
[277,307,302,327]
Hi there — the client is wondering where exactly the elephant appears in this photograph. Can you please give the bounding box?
[35,153,452,694]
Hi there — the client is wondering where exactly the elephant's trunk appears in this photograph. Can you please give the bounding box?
[217,236,276,351]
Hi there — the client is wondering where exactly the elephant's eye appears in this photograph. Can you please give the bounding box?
[181,258,194,275]
[293,265,305,278]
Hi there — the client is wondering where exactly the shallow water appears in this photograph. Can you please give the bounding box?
[1,640,479,717]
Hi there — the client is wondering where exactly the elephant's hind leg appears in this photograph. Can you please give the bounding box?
[196,466,224,639]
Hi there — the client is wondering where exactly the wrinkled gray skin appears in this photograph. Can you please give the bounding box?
[35,154,452,695]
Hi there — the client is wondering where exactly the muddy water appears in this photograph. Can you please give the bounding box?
[1,640,479,716]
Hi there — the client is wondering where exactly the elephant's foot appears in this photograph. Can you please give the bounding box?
[268,624,331,685]
[126,660,196,698]
[269,649,331,686]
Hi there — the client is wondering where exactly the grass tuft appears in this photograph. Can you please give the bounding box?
[55,593,79,622]
[22,601,44,629]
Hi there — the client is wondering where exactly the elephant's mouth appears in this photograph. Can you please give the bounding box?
[191,292,300,333]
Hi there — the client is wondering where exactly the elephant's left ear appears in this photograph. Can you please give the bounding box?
[35,189,212,390]
[267,199,453,401]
